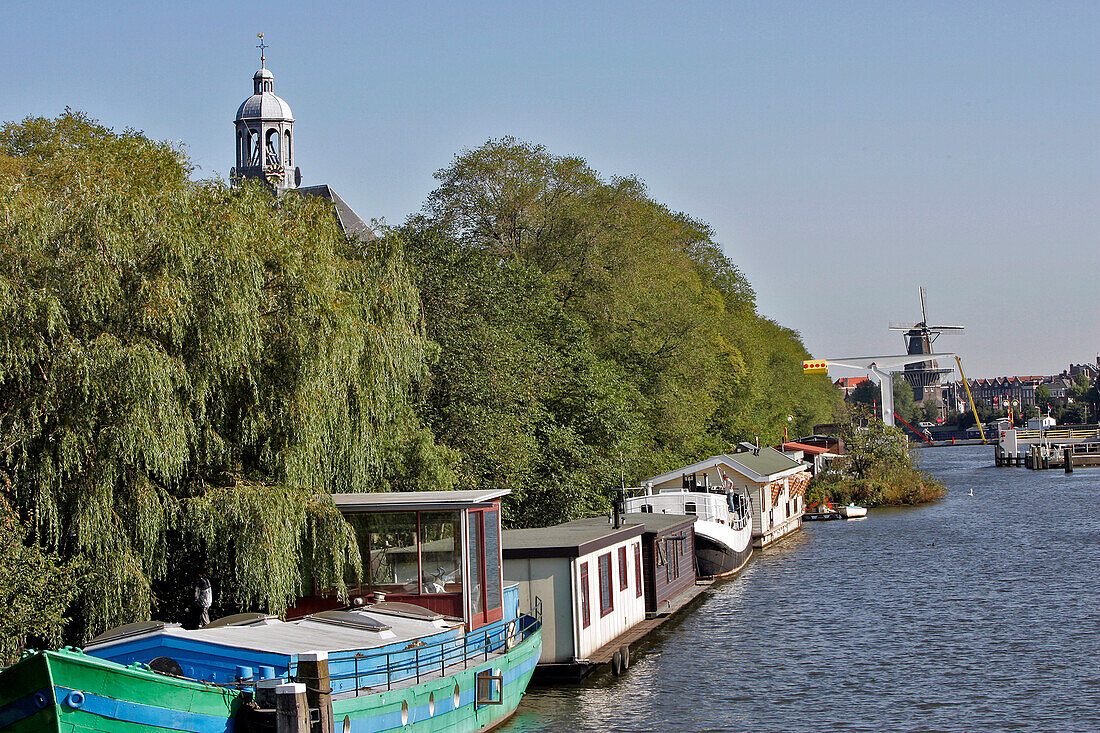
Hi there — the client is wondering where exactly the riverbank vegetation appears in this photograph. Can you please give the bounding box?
[807,408,946,507]
[0,114,838,645]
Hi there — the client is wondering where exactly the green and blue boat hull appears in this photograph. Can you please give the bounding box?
[0,628,541,733]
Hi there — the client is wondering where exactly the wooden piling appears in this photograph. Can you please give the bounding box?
[297,651,334,733]
[1065,447,1073,473]
[275,682,310,733]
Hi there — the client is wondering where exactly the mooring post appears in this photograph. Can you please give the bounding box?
[297,651,334,733]
[1064,447,1073,473]
[256,678,281,709]
[275,682,310,733]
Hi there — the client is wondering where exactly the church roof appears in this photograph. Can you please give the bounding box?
[236,92,294,122]
[297,185,376,241]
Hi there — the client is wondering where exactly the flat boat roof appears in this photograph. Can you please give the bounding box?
[330,489,510,512]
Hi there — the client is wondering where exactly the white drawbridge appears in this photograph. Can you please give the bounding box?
[815,353,958,427]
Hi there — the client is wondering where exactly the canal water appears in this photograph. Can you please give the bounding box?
[501,445,1100,732]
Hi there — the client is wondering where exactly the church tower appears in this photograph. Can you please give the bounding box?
[231,35,300,191]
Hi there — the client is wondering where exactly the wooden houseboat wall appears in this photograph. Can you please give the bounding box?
[632,515,697,617]
[502,522,646,667]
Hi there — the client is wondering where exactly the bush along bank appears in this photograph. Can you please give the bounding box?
[806,408,947,508]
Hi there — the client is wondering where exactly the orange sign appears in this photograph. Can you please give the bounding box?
[802,360,829,375]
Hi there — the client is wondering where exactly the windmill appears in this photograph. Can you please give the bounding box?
[889,287,964,412]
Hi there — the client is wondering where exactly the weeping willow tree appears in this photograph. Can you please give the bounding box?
[0,112,430,642]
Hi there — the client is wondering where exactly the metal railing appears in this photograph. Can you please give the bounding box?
[299,612,542,696]
[625,490,750,531]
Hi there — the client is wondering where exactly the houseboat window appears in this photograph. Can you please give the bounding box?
[634,543,643,598]
[483,508,502,612]
[655,539,667,567]
[346,512,420,594]
[598,553,614,617]
[419,512,462,594]
[618,547,629,590]
[580,562,591,628]
[684,502,697,515]
[468,512,483,616]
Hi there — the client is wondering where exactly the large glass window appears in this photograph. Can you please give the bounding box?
[468,512,483,616]
[345,512,420,594]
[419,512,462,595]
[483,509,501,612]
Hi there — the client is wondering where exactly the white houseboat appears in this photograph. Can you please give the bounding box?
[502,520,646,680]
[640,447,812,552]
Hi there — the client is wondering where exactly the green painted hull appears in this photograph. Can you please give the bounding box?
[0,629,541,733]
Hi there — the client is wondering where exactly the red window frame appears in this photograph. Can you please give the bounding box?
[618,546,629,591]
[634,543,643,598]
[579,562,591,628]
[598,552,614,617]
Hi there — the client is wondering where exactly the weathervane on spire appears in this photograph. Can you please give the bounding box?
[256,33,268,68]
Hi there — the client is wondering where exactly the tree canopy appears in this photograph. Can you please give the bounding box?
[407,138,840,525]
[0,112,433,639]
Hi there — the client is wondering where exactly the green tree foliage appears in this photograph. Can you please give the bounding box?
[1035,384,1052,411]
[408,138,839,524]
[0,113,433,639]
[807,406,945,506]
[0,498,83,665]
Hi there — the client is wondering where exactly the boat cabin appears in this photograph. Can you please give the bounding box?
[562,514,697,618]
[502,520,645,673]
[293,489,509,631]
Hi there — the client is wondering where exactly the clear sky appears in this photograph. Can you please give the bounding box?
[3,1,1097,379]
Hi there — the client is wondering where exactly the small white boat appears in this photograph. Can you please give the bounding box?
[839,504,867,519]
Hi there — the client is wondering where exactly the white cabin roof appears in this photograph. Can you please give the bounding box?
[645,451,807,486]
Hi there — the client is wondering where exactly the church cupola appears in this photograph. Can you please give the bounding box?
[230,34,300,191]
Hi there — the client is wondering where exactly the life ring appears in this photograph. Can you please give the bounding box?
[65,691,85,709]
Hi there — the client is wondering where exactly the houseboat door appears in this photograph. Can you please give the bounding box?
[467,506,504,629]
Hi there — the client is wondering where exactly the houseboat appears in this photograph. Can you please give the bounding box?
[561,514,702,619]
[626,460,751,577]
[502,519,645,680]
[0,490,542,733]
[636,447,811,553]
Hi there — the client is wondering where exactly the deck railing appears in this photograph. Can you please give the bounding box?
[299,611,542,696]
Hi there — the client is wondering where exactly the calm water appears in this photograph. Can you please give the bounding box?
[501,445,1100,732]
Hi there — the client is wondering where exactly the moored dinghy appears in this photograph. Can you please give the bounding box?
[839,504,867,519]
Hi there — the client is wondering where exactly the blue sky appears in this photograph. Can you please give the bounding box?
[3,1,1098,378]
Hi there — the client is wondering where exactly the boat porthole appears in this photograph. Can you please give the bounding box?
[401,700,409,725]
[453,682,461,708]
[65,691,85,708]
[33,693,48,709]
[429,692,435,717]
[343,715,351,733]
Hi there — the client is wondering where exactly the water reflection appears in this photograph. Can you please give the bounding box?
[503,445,1100,732]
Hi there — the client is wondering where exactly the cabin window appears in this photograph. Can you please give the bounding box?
[419,512,462,594]
[483,508,502,612]
[467,512,483,616]
[655,539,667,567]
[580,562,591,628]
[346,512,420,594]
[598,553,614,617]
[684,502,697,515]
[476,669,503,706]
[634,543,643,598]
[618,546,629,590]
